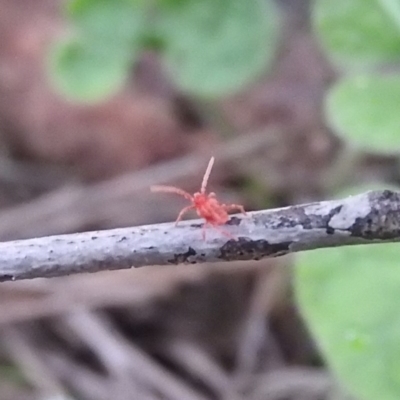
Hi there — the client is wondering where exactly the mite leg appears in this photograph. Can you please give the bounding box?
[202,222,237,241]
[223,204,247,216]
[210,224,237,241]
[202,222,234,240]
[175,205,195,226]
[151,185,193,201]
[202,223,208,241]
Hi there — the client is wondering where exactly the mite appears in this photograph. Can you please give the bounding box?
[151,156,247,240]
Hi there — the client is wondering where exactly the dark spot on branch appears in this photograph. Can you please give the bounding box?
[381,189,396,200]
[351,214,400,240]
[219,238,291,261]
[326,226,335,235]
[0,274,14,282]
[328,205,343,219]
[168,246,197,264]
[274,207,308,229]
[324,205,343,228]
[117,236,127,242]
[226,216,242,226]
[185,246,197,257]
[349,191,400,239]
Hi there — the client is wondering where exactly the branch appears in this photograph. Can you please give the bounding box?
[1,190,399,282]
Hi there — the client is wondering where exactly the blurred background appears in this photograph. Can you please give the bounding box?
[0,0,399,399]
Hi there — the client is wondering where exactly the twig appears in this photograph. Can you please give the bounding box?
[0,190,399,282]
[234,266,286,379]
[64,311,209,400]
[161,339,244,400]
[249,367,333,400]
[1,327,69,398]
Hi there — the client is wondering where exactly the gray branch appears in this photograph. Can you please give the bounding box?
[1,190,400,282]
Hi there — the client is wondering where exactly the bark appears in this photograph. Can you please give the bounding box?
[0,190,399,281]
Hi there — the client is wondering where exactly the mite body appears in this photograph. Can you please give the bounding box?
[151,156,246,239]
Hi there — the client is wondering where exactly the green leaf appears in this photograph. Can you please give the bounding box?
[295,244,400,400]
[49,39,129,103]
[157,0,279,97]
[326,75,400,152]
[49,0,149,102]
[314,0,400,68]
[66,0,147,59]
[67,0,146,40]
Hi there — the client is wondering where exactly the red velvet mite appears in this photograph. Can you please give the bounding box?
[151,156,247,240]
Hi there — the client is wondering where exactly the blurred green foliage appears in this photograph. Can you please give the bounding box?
[50,38,131,101]
[157,0,278,96]
[314,0,400,67]
[296,1,400,399]
[296,244,400,400]
[49,0,279,102]
[326,74,400,152]
[315,0,400,153]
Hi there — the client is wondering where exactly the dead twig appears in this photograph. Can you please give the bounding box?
[0,190,398,281]
[161,339,244,400]
[249,367,333,400]
[1,327,69,399]
[63,310,209,400]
